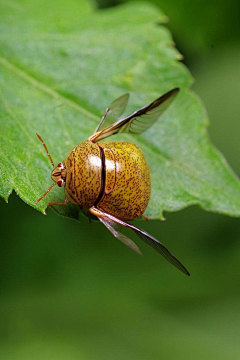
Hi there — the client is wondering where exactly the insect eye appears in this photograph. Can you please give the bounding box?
[57,179,64,187]
[57,162,63,168]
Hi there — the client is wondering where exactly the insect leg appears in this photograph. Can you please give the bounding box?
[47,197,69,207]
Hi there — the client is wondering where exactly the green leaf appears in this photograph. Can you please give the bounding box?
[0,0,240,220]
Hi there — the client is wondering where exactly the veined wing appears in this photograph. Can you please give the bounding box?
[89,206,190,276]
[89,88,179,142]
[94,93,129,134]
[98,216,142,256]
[130,225,190,276]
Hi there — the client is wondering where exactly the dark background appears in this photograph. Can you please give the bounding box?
[1,0,240,358]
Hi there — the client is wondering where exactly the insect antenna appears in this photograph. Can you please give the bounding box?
[36,133,55,169]
[35,182,56,204]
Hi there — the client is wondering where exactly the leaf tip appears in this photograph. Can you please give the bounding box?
[177,53,184,61]
[160,215,166,221]
[161,15,169,24]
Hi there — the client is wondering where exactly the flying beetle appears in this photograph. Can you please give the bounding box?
[36,88,190,276]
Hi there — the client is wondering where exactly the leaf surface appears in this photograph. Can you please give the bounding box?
[0,0,240,220]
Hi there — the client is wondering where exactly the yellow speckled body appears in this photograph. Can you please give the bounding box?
[63,141,151,221]
[64,141,102,207]
[98,142,151,221]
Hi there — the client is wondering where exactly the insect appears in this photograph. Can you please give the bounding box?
[36,88,190,276]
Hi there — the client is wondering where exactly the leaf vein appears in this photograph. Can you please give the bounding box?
[0,55,99,122]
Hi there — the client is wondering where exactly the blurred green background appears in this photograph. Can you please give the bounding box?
[1,0,240,358]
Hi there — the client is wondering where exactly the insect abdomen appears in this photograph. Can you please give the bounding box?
[97,142,151,221]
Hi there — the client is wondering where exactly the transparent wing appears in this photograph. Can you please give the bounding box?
[90,206,190,276]
[90,88,179,142]
[130,225,190,276]
[98,216,142,256]
[94,93,129,134]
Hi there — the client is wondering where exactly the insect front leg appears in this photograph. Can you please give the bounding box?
[47,197,69,207]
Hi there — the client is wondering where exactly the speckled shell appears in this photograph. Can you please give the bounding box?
[64,141,102,207]
[98,142,151,221]
[63,140,151,220]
